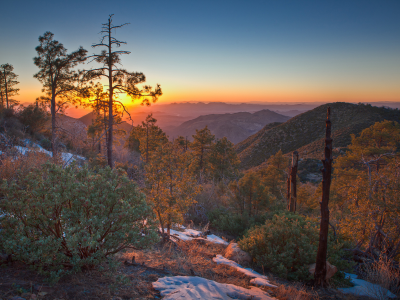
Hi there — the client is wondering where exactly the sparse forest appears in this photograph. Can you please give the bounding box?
[0,14,400,300]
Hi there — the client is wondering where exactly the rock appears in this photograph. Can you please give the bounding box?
[223,242,252,265]
[153,276,273,300]
[308,261,338,280]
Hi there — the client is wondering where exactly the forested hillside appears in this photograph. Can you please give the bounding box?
[166,109,290,144]
[235,102,400,168]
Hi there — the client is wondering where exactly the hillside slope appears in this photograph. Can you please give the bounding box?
[165,110,290,144]
[235,102,400,169]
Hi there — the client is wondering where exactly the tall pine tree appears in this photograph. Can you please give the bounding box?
[86,15,162,168]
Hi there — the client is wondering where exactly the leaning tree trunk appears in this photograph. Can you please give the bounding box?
[288,151,299,212]
[315,107,333,287]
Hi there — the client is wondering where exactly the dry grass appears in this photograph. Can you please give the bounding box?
[273,284,320,300]
[0,149,52,182]
[360,257,400,300]
[118,239,252,288]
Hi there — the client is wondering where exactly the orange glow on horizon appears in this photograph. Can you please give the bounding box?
[13,84,400,119]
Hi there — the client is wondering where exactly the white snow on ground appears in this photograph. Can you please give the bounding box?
[153,276,274,300]
[213,255,277,288]
[167,228,229,245]
[339,273,396,299]
[9,145,85,166]
[205,234,229,245]
[250,278,278,289]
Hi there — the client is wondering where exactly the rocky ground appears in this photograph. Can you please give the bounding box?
[0,238,378,300]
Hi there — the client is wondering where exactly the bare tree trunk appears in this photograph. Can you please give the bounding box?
[286,165,291,207]
[288,151,299,212]
[0,88,4,108]
[315,107,333,287]
[3,69,9,109]
[107,18,114,169]
[51,88,57,159]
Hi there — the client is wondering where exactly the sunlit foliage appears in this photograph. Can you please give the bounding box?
[145,141,200,241]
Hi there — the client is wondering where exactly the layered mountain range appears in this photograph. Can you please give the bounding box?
[165,110,290,144]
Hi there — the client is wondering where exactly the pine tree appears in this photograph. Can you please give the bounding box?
[126,114,168,163]
[189,126,215,181]
[34,32,87,158]
[0,63,20,109]
[259,150,289,199]
[86,15,162,168]
[208,137,240,181]
[332,120,400,259]
[145,142,199,241]
[85,83,125,155]
[230,171,270,217]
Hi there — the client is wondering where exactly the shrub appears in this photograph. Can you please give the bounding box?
[0,163,158,282]
[239,213,354,281]
[207,208,268,239]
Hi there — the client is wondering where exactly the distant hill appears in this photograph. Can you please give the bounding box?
[45,114,88,141]
[78,111,134,134]
[235,102,400,169]
[132,102,321,119]
[79,111,190,130]
[165,110,290,144]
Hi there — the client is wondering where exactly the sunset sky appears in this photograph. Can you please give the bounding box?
[1,0,399,114]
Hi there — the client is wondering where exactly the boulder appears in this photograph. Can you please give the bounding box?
[223,242,252,265]
[308,261,338,280]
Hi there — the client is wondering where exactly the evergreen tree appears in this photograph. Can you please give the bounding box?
[145,142,199,241]
[332,120,400,259]
[0,63,20,109]
[209,137,240,181]
[85,83,125,155]
[230,171,270,217]
[259,150,289,199]
[86,15,162,168]
[173,135,189,151]
[126,114,168,163]
[34,32,87,158]
[189,126,215,181]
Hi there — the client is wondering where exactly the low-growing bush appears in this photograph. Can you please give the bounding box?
[0,162,158,282]
[207,208,268,239]
[239,213,354,281]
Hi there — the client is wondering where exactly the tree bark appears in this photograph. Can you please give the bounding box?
[51,91,57,158]
[286,165,291,207]
[314,107,333,287]
[107,17,114,169]
[288,151,298,212]
[3,69,9,109]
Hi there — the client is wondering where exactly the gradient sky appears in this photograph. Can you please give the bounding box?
[1,0,399,108]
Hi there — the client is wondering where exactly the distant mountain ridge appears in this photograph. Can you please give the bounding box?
[235,102,400,169]
[165,109,290,144]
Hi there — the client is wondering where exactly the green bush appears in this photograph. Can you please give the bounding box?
[0,163,158,282]
[207,208,268,239]
[239,213,354,281]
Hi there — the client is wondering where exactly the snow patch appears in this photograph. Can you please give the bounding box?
[10,145,85,166]
[339,273,396,299]
[152,276,274,300]
[213,255,277,288]
[167,228,228,245]
[250,278,278,289]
